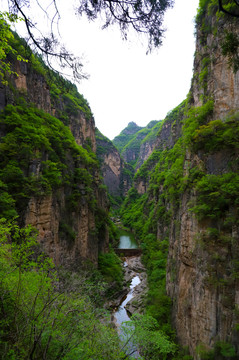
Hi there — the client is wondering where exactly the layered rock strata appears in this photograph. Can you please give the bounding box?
[0,57,109,267]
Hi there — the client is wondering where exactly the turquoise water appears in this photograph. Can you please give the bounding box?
[118,232,138,249]
[115,231,140,358]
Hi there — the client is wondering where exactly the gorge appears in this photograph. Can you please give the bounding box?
[1,1,239,359]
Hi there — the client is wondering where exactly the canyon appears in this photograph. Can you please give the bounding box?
[1,1,239,358]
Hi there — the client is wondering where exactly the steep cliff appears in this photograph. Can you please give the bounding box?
[135,120,162,170]
[113,120,161,169]
[120,121,159,168]
[0,35,109,267]
[99,120,161,203]
[120,1,239,358]
[113,121,143,153]
[96,128,133,201]
[165,4,239,357]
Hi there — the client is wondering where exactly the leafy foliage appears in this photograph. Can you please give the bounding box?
[121,121,160,168]
[98,249,124,296]
[4,29,93,123]
[190,172,239,223]
[0,220,125,360]
[0,101,98,217]
[221,30,239,72]
[96,127,117,157]
[113,122,143,153]
[122,314,176,360]
[76,0,174,52]
[197,341,237,359]
[113,120,161,169]
[120,94,239,357]
[0,11,27,84]
[196,0,239,73]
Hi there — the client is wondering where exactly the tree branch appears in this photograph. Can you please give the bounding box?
[218,0,239,17]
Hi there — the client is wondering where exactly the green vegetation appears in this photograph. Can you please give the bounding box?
[196,0,239,75]
[122,314,176,360]
[5,28,93,124]
[95,127,134,210]
[221,30,239,72]
[0,220,126,360]
[193,113,239,152]
[0,29,108,246]
[120,122,159,168]
[113,122,143,153]
[0,100,97,217]
[98,248,124,296]
[120,92,239,357]
[196,341,237,359]
[61,91,93,122]
[95,127,116,158]
[191,172,239,223]
[0,12,28,85]
[141,120,163,145]
[113,120,160,169]
[1,4,239,358]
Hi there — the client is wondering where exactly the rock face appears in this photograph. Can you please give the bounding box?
[113,120,161,170]
[113,122,143,153]
[0,55,109,267]
[12,61,96,151]
[96,129,133,198]
[134,105,184,195]
[191,15,239,120]
[135,140,155,170]
[125,4,239,358]
[165,5,239,358]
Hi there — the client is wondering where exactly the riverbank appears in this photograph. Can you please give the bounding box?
[106,256,147,319]
[124,256,147,316]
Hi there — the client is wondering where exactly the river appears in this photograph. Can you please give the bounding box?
[113,231,144,359]
[118,231,138,249]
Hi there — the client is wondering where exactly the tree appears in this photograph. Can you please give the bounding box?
[0,219,125,360]
[121,314,176,360]
[0,11,27,84]
[219,0,239,17]
[4,0,174,82]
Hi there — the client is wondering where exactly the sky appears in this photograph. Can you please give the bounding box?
[2,0,199,140]
[58,0,199,139]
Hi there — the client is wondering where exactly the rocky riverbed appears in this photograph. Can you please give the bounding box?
[106,256,147,319]
[124,256,147,315]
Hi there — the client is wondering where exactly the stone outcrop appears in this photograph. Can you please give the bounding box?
[12,60,96,151]
[164,6,239,358]
[135,140,155,170]
[113,120,160,170]
[96,129,133,198]
[134,106,184,195]
[24,184,109,266]
[125,4,239,358]
[0,56,109,267]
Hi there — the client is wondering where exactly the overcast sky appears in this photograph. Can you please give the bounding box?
[58,0,199,139]
[3,0,199,140]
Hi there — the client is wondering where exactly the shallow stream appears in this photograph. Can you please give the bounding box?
[113,231,142,358]
[118,231,138,249]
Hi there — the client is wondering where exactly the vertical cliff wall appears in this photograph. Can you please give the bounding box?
[113,120,161,170]
[96,128,133,200]
[0,45,109,267]
[121,2,239,358]
[165,3,239,358]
